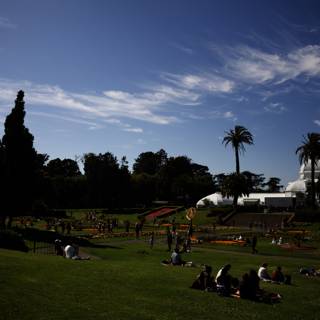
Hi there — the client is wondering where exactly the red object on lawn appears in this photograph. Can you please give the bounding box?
[146,207,176,220]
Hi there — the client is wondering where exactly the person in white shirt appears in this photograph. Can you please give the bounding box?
[258,263,271,281]
[171,248,184,265]
[64,244,75,259]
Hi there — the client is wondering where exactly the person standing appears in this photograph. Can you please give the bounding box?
[166,227,173,251]
[252,235,258,254]
[66,222,72,235]
[125,220,130,233]
[135,222,140,239]
[149,231,155,249]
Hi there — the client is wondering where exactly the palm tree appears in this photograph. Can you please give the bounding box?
[296,133,320,208]
[222,125,254,174]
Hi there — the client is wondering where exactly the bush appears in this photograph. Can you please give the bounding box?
[295,208,320,222]
[0,229,29,252]
[32,200,49,217]
[47,209,67,218]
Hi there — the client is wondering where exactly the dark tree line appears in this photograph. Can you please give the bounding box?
[0,91,216,225]
[0,91,286,226]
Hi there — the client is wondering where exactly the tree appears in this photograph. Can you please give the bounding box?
[131,173,158,206]
[1,91,40,225]
[133,149,167,175]
[0,140,6,227]
[158,156,214,204]
[242,171,265,192]
[213,173,227,192]
[222,125,253,174]
[83,152,131,208]
[263,177,283,193]
[46,158,81,177]
[296,133,320,208]
[221,173,250,207]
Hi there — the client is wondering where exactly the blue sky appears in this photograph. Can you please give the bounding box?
[1,0,320,187]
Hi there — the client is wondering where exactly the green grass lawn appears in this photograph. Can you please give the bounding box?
[1,237,320,320]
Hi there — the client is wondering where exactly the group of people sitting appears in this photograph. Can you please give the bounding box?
[258,263,291,284]
[191,262,289,303]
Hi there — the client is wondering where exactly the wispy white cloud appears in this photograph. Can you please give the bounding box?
[0,17,16,29]
[0,79,202,129]
[179,112,204,120]
[29,111,102,130]
[122,127,143,133]
[209,110,237,121]
[224,45,320,85]
[163,72,235,93]
[136,138,147,145]
[171,43,194,55]
[264,102,287,114]
[0,61,242,132]
[314,120,320,126]
[233,96,249,103]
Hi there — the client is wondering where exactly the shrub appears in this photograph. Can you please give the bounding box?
[0,229,29,252]
[32,200,49,217]
[295,208,320,222]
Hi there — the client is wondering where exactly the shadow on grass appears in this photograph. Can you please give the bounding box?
[12,227,124,250]
[89,243,123,250]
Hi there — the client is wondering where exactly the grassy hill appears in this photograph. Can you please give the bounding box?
[1,238,320,320]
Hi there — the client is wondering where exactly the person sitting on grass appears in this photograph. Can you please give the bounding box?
[171,248,185,266]
[215,264,234,296]
[64,243,90,260]
[64,243,76,259]
[271,266,285,283]
[239,273,256,300]
[191,265,216,291]
[258,263,271,281]
[240,269,282,303]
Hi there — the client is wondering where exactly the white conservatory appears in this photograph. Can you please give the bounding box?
[197,160,320,208]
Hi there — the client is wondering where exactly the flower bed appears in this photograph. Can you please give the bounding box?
[287,230,311,235]
[210,240,246,246]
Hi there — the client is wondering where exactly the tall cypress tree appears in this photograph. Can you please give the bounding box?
[0,139,6,227]
[1,91,38,223]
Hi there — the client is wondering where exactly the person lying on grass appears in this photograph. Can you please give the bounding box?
[299,267,320,277]
[191,265,216,291]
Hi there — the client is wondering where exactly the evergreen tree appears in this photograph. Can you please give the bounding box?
[1,91,39,224]
[263,177,283,193]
